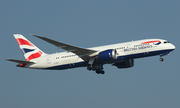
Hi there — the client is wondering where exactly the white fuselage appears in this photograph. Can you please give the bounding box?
[27,39,175,70]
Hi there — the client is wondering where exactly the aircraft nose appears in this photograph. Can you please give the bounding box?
[171,44,176,50]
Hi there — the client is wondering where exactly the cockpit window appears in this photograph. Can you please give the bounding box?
[164,41,170,44]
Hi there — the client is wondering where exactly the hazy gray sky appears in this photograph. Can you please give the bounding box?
[1,0,180,108]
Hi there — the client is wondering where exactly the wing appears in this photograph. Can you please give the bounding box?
[31,34,97,61]
[6,59,35,64]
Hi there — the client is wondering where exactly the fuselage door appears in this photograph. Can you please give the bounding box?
[47,56,51,66]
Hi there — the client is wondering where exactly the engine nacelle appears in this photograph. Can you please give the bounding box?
[113,59,134,68]
[98,49,117,62]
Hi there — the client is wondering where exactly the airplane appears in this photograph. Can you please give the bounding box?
[6,34,176,74]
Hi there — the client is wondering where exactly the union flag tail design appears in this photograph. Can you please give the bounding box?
[14,34,46,61]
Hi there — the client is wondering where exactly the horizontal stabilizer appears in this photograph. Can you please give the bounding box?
[6,59,35,64]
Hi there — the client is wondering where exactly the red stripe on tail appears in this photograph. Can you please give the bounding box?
[16,38,34,46]
[26,51,43,61]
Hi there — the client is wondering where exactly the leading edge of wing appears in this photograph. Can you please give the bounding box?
[31,34,97,61]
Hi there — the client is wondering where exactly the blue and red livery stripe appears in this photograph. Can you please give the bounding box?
[141,40,161,45]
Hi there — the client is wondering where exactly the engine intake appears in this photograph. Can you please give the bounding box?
[98,49,117,62]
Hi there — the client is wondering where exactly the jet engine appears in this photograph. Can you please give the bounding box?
[98,49,117,62]
[113,59,134,68]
